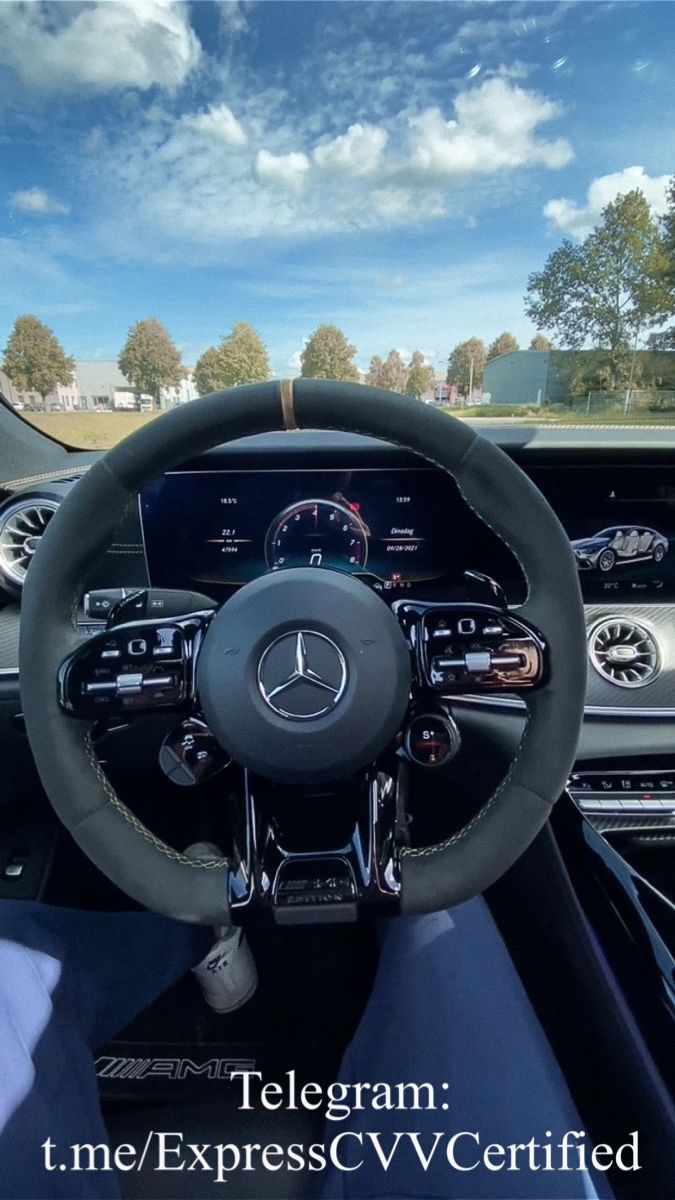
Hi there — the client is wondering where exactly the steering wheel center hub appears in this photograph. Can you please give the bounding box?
[197,567,411,784]
[257,629,348,720]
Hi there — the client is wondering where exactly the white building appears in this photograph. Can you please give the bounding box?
[159,369,197,409]
[48,377,80,410]
[5,374,80,411]
[75,361,197,410]
[76,361,132,410]
[0,371,20,408]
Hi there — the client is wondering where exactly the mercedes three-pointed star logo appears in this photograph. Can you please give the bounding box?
[257,630,348,720]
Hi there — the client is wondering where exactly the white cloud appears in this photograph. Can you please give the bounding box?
[181,104,247,147]
[544,166,671,238]
[254,150,311,192]
[313,123,388,178]
[405,79,572,183]
[0,0,200,92]
[438,10,565,64]
[76,76,575,251]
[10,188,70,216]
[217,1,252,35]
[491,62,532,81]
[369,185,443,224]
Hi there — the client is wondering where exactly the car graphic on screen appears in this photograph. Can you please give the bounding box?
[570,526,669,573]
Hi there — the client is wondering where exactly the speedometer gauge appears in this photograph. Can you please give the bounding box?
[265,499,368,572]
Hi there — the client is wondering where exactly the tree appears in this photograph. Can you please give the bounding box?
[118,318,182,409]
[300,325,359,381]
[194,322,269,395]
[365,355,383,386]
[488,332,520,360]
[529,333,553,351]
[650,176,675,349]
[406,350,434,399]
[525,189,671,380]
[662,176,675,292]
[365,348,408,392]
[2,315,74,405]
[446,337,487,396]
[194,347,223,397]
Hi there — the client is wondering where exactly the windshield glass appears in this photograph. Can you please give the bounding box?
[1,0,674,449]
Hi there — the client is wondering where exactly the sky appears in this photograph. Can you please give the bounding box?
[1,0,674,378]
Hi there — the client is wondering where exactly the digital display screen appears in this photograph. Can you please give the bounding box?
[138,464,675,605]
[531,466,675,601]
[139,467,490,599]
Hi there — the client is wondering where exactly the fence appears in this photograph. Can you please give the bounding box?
[568,389,675,416]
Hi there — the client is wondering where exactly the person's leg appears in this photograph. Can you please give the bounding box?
[321,898,612,1200]
[0,901,210,1199]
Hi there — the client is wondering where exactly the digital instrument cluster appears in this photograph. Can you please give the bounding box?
[137,463,675,604]
[139,467,517,600]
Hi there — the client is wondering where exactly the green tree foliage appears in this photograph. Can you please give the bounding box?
[529,333,553,351]
[649,177,675,350]
[487,332,520,359]
[406,350,434,399]
[662,177,675,291]
[3,315,75,402]
[525,190,671,380]
[194,347,223,397]
[446,337,487,396]
[365,348,408,392]
[194,322,269,395]
[300,325,359,381]
[557,347,675,398]
[118,317,182,409]
[365,355,383,386]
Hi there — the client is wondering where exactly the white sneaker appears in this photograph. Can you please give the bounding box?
[192,928,258,1013]
[185,842,258,1014]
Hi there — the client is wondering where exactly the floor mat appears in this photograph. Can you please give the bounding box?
[97,1033,343,1104]
[104,1095,326,1198]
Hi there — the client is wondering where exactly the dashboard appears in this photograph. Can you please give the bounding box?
[139,466,523,602]
[138,462,675,606]
[1,430,675,720]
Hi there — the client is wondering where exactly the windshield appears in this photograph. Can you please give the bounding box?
[1,0,674,450]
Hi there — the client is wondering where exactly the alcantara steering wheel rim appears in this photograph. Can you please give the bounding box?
[19,379,587,924]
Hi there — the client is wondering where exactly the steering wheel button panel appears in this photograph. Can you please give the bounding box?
[58,615,210,718]
[393,601,546,693]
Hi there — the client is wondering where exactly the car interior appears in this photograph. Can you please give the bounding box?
[0,382,674,1199]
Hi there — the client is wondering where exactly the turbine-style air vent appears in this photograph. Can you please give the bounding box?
[589,617,661,689]
[0,498,59,587]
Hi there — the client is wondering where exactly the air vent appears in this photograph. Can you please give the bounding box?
[0,498,59,587]
[589,617,661,689]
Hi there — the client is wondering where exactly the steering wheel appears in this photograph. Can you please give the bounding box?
[19,380,586,925]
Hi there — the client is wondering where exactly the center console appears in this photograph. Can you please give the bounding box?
[568,769,675,826]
